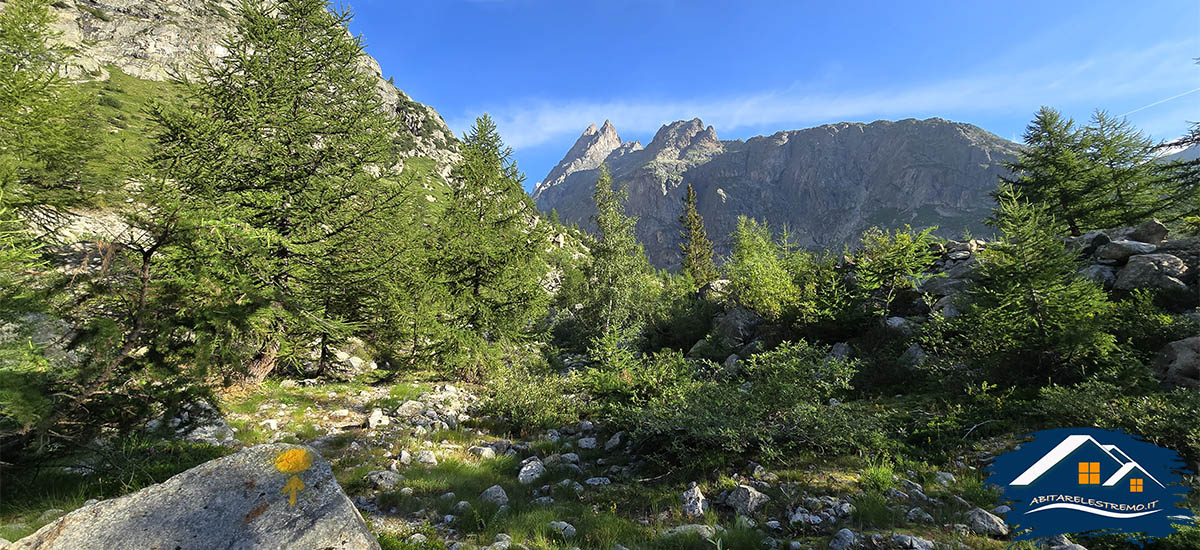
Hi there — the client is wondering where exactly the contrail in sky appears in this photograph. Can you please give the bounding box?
[1120,86,1200,117]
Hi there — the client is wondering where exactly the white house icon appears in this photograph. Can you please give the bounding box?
[1009,435,1165,489]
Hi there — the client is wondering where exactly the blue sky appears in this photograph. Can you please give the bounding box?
[346,1,1200,191]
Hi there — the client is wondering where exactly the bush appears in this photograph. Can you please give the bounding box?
[1109,290,1200,363]
[611,340,869,463]
[853,225,940,319]
[483,361,582,431]
[725,216,796,320]
[98,95,123,109]
[642,273,718,352]
[1035,381,1200,465]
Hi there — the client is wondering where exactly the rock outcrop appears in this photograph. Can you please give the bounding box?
[533,117,1020,267]
[39,0,458,175]
[11,444,378,550]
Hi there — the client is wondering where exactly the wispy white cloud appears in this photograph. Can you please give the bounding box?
[448,39,1200,150]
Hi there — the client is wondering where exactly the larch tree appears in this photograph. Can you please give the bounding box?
[678,183,717,286]
[433,114,549,375]
[149,0,410,384]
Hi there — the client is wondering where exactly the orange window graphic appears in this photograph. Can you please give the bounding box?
[1130,478,1143,493]
[1078,462,1100,484]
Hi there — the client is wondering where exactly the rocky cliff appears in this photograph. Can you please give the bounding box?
[27,0,458,175]
[533,118,1021,267]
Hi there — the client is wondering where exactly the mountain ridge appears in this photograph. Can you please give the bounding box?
[533,117,1021,267]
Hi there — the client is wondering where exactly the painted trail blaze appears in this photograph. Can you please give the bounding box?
[988,427,1193,541]
[273,448,313,507]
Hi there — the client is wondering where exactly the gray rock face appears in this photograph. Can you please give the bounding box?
[534,118,1019,267]
[11,444,377,550]
[1115,254,1189,292]
[1153,336,1200,388]
[536,120,628,194]
[726,484,771,515]
[45,0,458,177]
[966,506,1009,536]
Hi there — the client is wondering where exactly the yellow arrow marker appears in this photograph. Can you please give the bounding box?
[281,475,305,507]
[274,448,313,507]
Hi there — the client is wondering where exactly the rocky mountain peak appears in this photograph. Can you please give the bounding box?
[645,118,721,160]
[535,120,626,196]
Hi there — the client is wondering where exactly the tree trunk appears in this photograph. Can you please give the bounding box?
[244,338,281,386]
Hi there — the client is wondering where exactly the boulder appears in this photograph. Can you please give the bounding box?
[892,534,935,550]
[829,528,857,550]
[698,279,731,301]
[920,276,968,297]
[1096,240,1156,262]
[966,507,1010,537]
[480,484,509,506]
[365,470,402,490]
[10,444,377,550]
[547,521,576,538]
[906,507,934,523]
[517,459,546,485]
[711,306,763,349]
[1130,219,1169,244]
[1065,231,1111,256]
[726,484,770,515]
[1152,336,1200,388]
[1078,265,1117,289]
[1114,254,1189,293]
[662,524,718,539]
[681,484,708,518]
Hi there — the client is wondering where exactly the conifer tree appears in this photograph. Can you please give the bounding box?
[582,165,653,342]
[150,0,408,383]
[1081,110,1171,227]
[433,114,549,371]
[678,183,717,286]
[1001,107,1091,236]
[959,185,1115,384]
[0,0,107,223]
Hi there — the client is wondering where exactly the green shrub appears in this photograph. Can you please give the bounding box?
[1035,381,1200,464]
[853,225,940,319]
[1109,290,1200,363]
[483,362,581,431]
[642,273,718,352]
[725,216,796,320]
[97,95,123,109]
[851,490,903,528]
[611,340,870,464]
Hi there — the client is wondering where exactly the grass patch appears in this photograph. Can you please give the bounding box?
[0,437,231,539]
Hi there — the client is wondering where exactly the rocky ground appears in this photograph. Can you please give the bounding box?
[1,363,1092,550]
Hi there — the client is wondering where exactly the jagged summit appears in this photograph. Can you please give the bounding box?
[644,118,721,160]
[536,120,631,196]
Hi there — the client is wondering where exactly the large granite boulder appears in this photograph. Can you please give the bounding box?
[1114,254,1190,294]
[11,444,377,550]
[1153,336,1200,388]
